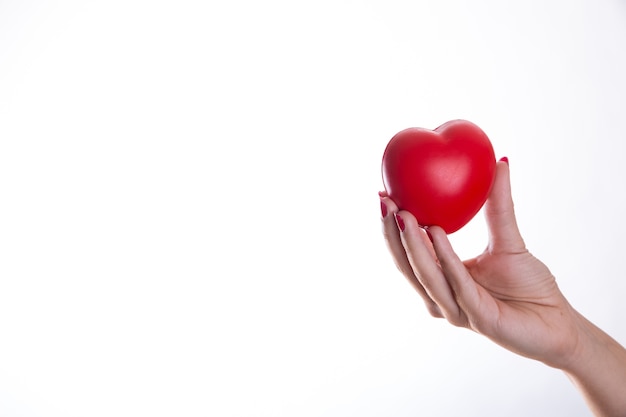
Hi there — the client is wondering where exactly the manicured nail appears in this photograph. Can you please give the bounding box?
[380,200,388,218]
[424,226,434,243]
[394,213,405,232]
[499,156,509,165]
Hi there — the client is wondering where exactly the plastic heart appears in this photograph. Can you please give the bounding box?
[382,120,496,234]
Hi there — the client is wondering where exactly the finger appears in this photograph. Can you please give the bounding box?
[428,225,496,328]
[380,197,421,288]
[380,194,436,261]
[484,159,526,253]
[380,196,442,318]
[395,210,462,322]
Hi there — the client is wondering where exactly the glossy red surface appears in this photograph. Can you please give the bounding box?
[382,120,496,234]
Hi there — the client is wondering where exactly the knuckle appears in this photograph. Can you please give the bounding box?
[426,303,444,318]
[446,312,468,328]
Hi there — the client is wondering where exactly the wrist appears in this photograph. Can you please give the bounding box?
[557,310,626,417]
[556,309,600,374]
[532,303,590,372]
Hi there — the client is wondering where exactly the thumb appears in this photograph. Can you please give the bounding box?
[484,158,526,253]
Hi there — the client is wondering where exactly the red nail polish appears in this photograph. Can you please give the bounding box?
[394,213,405,232]
[499,156,509,165]
[380,200,388,218]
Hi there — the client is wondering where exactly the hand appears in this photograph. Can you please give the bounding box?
[379,159,580,369]
[380,159,626,416]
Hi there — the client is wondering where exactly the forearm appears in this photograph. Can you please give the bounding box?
[562,311,626,417]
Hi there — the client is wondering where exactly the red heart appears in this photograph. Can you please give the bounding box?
[381,120,496,234]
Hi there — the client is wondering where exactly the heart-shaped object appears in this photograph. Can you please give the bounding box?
[381,119,496,234]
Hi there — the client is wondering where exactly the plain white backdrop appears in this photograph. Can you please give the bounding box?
[1,0,625,416]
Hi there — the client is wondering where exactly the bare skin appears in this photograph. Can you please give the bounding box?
[380,159,626,416]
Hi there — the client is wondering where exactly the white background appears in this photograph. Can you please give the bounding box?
[1,1,625,416]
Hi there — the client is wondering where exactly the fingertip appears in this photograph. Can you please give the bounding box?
[485,157,526,252]
[495,158,510,179]
[489,157,513,203]
[394,212,406,232]
[394,209,420,233]
[423,226,434,244]
[379,195,399,219]
[424,225,457,267]
[424,225,445,243]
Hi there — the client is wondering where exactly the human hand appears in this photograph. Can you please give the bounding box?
[379,159,581,369]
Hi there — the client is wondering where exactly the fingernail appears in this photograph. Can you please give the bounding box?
[380,200,388,218]
[424,226,434,243]
[499,156,509,165]
[394,213,405,232]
